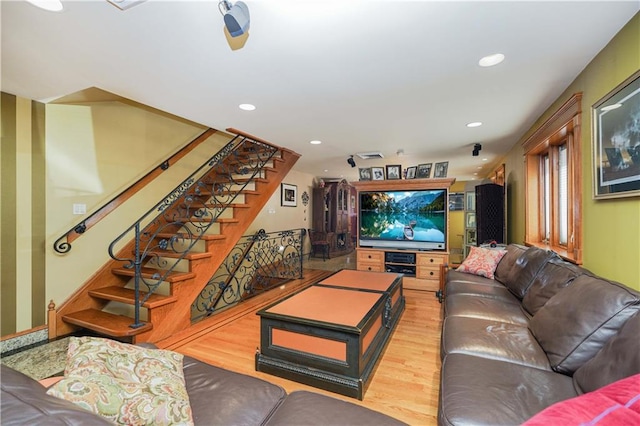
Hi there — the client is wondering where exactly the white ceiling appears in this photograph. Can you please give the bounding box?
[2,0,638,181]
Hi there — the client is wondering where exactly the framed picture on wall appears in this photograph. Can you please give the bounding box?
[359,167,372,181]
[386,164,402,180]
[465,192,476,211]
[434,161,449,178]
[371,166,385,180]
[465,212,476,228]
[406,166,417,179]
[449,192,464,211]
[592,70,640,199]
[281,183,297,207]
[416,163,432,178]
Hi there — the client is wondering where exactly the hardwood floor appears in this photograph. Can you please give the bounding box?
[161,270,444,425]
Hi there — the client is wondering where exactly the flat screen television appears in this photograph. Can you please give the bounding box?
[358,189,447,251]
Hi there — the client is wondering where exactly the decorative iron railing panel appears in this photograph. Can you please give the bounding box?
[192,228,305,322]
[108,135,280,328]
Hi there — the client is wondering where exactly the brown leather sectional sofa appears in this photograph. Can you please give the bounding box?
[1,347,406,425]
[438,244,640,425]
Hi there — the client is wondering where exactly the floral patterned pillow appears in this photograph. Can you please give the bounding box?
[46,336,193,426]
[457,246,507,279]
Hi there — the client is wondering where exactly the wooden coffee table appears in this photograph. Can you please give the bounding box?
[255,270,404,399]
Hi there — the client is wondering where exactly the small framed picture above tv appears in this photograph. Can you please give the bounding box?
[406,166,417,179]
[417,163,432,178]
[371,166,385,180]
[359,167,372,181]
[434,161,449,178]
[386,164,402,180]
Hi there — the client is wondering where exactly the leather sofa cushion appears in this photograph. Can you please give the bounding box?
[573,312,640,394]
[529,274,640,374]
[444,293,528,325]
[0,364,112,426]
[504,246,559,299]
[438,353,576,426]
[264,391,407,425]
[445,279,514,301]
[440,316,550,369]
[494,243,527,284]
[521,258,586,315]
[182,355,286,425]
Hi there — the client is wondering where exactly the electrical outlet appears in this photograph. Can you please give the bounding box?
[73,204,86,215]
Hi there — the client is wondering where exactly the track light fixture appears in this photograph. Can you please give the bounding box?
[472,143,482,157]
[218,0,250,38]
[347,155,356,168]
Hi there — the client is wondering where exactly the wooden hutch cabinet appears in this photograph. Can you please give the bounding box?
[312,179,353,255]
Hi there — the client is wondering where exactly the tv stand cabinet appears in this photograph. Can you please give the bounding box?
[356,248,448,292]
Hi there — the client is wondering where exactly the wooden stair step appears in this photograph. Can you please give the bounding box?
[144,250,213,260]
[112,266,195,283]
[89,286,177,308]
[178,202,251,210]
[182,217,240,224]
[187,189,261,197]
[206,203,250,209]
[62,309,152,337]
[213,177,268,184]
[155,232,227,241]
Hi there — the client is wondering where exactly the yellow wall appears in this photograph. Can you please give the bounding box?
[248,169,316,254]
[503,14,640,289]
[448,180,467,263]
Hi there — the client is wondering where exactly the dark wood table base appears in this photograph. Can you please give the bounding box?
[255,270,405,400]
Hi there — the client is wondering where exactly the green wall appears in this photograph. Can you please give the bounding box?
[504,13,640,290]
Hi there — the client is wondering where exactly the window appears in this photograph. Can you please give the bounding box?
[522,94,582,264]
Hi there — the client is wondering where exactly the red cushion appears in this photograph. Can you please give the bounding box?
[456,246,506,279]
[523,374,640,425]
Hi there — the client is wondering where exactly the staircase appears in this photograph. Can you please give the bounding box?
[54,130,300,343]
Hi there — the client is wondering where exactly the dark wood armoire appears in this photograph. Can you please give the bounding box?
[311,179,352,254]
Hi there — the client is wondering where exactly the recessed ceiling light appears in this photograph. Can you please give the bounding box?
[239,104,256,111]
[324,169,329,172]
[601,104,622,111]
[482,158,488,161]
[26,0,63,11]
[310,140,322,145]
[467,121,483,128]
[479,53,505,67]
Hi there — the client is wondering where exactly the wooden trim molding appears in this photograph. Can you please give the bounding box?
[350,178,456,191]
[522,93,583,264]
[522,93,582,153]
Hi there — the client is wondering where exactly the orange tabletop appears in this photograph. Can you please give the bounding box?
[264,285,382,327]
[317,269,400,292]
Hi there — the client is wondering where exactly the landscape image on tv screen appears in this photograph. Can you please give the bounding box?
[359,190,446,249]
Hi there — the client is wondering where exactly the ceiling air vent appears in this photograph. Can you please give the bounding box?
[356,152,384,160]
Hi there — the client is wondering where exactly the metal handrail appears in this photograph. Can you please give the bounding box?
[53,129,216,254]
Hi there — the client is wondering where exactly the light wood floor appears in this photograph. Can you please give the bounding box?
[161,270,444,425]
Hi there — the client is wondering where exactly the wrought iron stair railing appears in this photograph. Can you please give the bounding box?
[193,228,306,321]
[107,134,280,329]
